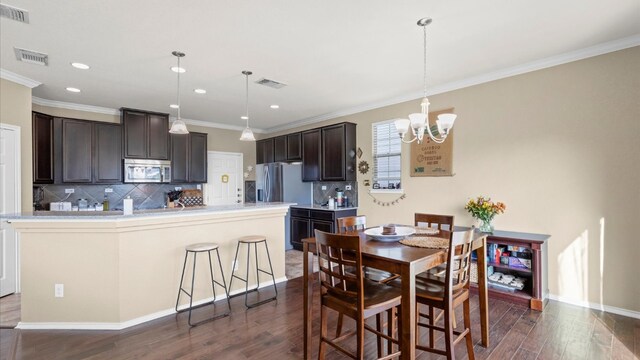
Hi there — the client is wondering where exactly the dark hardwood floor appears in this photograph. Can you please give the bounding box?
[0,276,638,359]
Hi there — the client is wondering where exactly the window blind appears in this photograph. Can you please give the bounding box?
[372,121,401,189]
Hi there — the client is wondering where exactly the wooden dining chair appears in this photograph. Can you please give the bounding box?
[414,213,455,231]
[315,230,402,360]
[390,229,475,360]
[335,215,367,233]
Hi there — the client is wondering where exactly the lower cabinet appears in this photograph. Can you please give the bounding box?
[289,207,358,250]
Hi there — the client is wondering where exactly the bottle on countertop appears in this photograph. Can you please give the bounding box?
[335,188,344,207]
[103,193,109,211]
[123,196,133,215]
[328,197,335,209]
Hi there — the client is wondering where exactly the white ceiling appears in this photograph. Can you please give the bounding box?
[2,0,639,132]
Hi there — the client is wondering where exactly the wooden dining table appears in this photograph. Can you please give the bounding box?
[302,227,490,359]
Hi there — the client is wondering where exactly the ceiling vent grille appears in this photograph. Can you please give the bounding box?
[1,3,29,23]
[255,78,287,89]
[14,47,48,66]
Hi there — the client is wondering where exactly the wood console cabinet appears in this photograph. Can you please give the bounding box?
[289,206,357,250]
[121,108,169,160]
[170,132,208,183]
[468,228,550,311]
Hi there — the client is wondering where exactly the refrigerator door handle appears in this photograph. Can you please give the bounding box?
[264,166,270,202]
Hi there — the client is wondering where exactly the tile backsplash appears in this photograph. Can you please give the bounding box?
[313,181,357,207]
[36,184,198,211]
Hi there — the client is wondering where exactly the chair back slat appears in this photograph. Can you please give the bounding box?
[414,213,455,231]
[315,230,364,307]
[445,229,475,297]
[336,215,367,234]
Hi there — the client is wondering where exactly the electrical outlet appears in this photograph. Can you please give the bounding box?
[345,185,352,191]
[196,184,202,190]
[321,186,327,190]
[175,186,182,191]
[55,284,64,298]
[65,189,74,194]
[104,188,113,193]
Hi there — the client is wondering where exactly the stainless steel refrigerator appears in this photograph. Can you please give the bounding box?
[256,163,313,250]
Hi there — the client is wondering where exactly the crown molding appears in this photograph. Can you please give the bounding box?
[0,68,41,88]
[32,96,121,115]
[169,116,266,133]
[263,34,640,133]
[31,96,267,133]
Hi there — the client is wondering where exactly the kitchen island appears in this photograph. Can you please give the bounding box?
[6,203,293,329]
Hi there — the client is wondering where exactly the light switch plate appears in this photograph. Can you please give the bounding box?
[65,189,74,194]
[345,185,352,190]
[196,184,202,190]
[175,187,182,191]
[321,186,327,190]
[104,188,113,193]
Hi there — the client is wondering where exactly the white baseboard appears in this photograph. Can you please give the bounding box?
[16,276,288,330]
[548,293,640,320]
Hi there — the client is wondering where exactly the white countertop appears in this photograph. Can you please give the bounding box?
[4,202,295,222]
[290,204,358,212]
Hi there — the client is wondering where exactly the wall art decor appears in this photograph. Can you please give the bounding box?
[367,192,407,207]
[358,161,369,174]
[410,108,455,177]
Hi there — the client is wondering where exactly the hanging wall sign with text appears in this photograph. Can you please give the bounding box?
[410,108,455,177]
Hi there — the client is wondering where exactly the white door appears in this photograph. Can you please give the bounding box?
[205,152,243,205]
[0,125,21,297]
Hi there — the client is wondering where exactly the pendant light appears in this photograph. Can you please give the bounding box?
[169,51,189,134]
[393,18,456,144]
[239,70,256,141]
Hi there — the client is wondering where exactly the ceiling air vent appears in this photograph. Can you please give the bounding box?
[14,47,48,66]
[0,3,29,23]
[255,78,287,89]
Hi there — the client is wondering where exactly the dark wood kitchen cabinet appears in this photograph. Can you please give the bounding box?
[61,119,93,183]
[256,138,274,164]
[122,108,169,160]
[93,123,122,183]
[286,132,302,161]
[321,123,357,181]
[273,136,287,162]
[170,132,208,183]
[289,207,358,250]
[301,129,321,182]
[32,112,54,184]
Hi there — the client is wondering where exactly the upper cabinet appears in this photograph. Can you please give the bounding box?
[302,129,321,182]
[50,117,123,184]
[122,108,169,160]
[32,112,54,184]
[321,123,357,181]
[274,136,287,162]
[256,138,274,164]
[170,132,208,183]
[286,132,302,161]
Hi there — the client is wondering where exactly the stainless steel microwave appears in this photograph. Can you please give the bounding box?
[124,159,171,183]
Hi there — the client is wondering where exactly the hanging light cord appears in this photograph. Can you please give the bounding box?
[245,73,250,127]
[176,56,181,120]
[423,24,428,98]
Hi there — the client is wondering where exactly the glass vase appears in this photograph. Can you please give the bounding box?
[478,219,494,233]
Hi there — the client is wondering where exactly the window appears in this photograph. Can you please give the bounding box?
[372,120,401,190]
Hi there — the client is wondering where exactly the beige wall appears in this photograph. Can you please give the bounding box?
[31,105,257,180]
[271,47,640,313]
[0,78,33,211]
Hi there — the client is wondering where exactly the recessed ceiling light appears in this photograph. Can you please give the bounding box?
[270,105,280,109]
[66,87,81,93]
[194,89,206,94]
[169,104,179,109]
[241,116,248,120]
[170,66,186,73]
[71,62,90,70]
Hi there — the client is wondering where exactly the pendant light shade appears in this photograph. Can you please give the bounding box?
[169,51,189,134]
[239,70,256,141]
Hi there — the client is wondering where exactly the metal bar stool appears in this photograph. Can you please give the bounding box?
[228,235,278,308]
[175,243,231,326]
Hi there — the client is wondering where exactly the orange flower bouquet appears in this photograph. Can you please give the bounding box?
[465,196,506,232]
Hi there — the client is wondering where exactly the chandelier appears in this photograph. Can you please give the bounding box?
[394,18,456,144]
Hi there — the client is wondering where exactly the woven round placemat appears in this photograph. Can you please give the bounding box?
[400,235,449,249]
